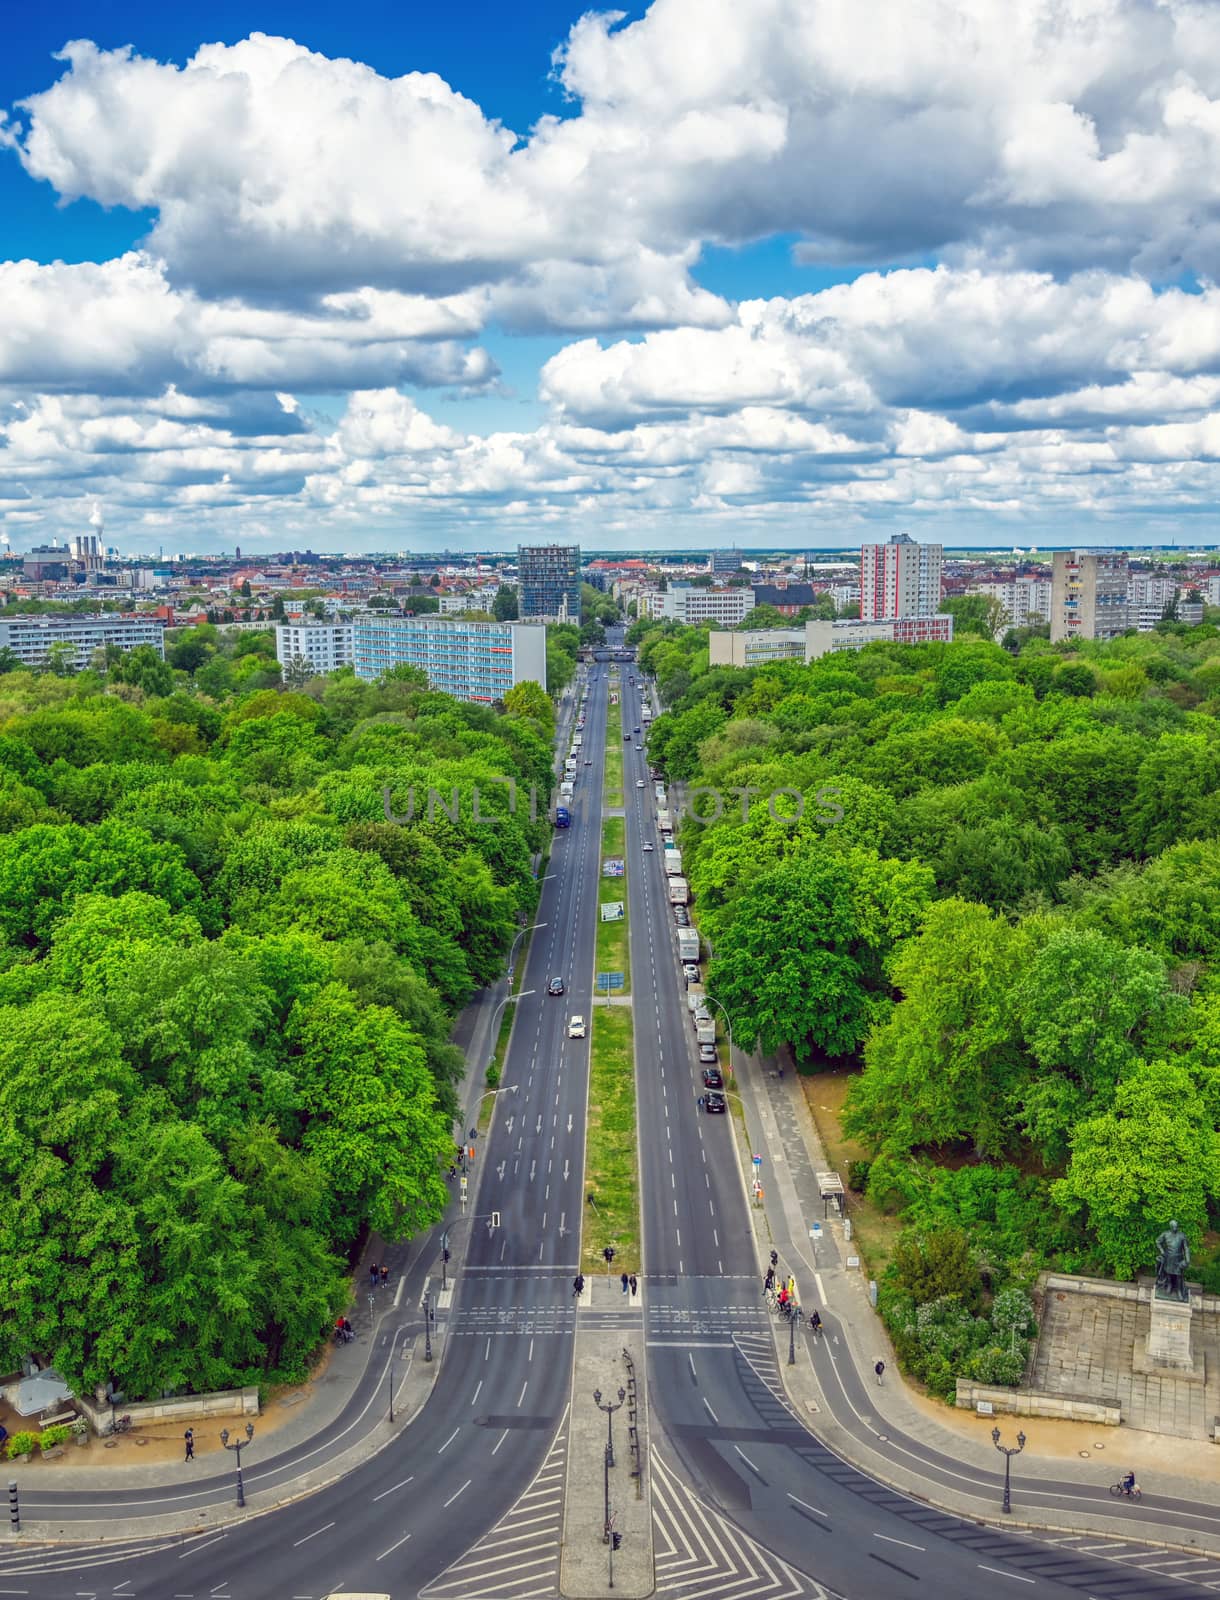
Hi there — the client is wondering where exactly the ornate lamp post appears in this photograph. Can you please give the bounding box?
[594,1387,626,1543]
[991,1425,1026,1514]
[219,1422,255,1508]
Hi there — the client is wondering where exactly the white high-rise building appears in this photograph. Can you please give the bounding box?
[275,622,355,676]
[860,534,943,619]
[968,578,1052,629]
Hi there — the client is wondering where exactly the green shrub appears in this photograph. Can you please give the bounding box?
[847,1159,872,1193]
[485,1062,500,1089]
[5,1431,37,1459]
[39,1424,72,1450]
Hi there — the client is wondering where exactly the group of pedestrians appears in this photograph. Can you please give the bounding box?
[369,1262,390,1290]
[619,1271,639,1296]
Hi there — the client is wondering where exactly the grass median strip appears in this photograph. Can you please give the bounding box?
[603,674,623,807]
[596,814,629,995]
[583,1004,640,1275]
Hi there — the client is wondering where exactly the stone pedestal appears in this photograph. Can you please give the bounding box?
[1134,1292,1206,1384]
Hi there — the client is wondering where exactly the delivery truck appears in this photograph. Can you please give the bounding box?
[657,808,671,834]
[687,984,706,1014]
[695,1018,716,1045]
[677,928,700,962]
[574,733,583,747]
[667,876,689,905]
[560,780,574,800]
[664,848,683,876]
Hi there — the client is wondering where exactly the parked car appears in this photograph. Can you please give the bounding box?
[698,1043,718,1064]
[702,1067,724,1089]
[568,1015,586,1039]
[683,963,700,984]
[703,1091,727,1114]
[673,907,690,926]
[548,977,565,996]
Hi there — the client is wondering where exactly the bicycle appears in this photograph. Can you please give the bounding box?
[1109,1481,1142,1501]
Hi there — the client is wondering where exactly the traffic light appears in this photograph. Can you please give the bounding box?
[442,1248,450,1263]
[612,1533,622,1551]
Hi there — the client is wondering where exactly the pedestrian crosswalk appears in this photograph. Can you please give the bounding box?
[1031,1530,1220,1593]
[651,1446,832,1599]
[420,1410,569,1600]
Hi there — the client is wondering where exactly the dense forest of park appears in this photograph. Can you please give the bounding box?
[635,612,1220,1396]
[0,626,568,1400]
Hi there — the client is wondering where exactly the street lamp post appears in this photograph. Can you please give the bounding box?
[594,1388,625,1544]
[991,1425,1026,1514]
[219,1422,254,1509]
[423,1291,434,1363]
[702,991,735,1064]
[787,1300,800,1366]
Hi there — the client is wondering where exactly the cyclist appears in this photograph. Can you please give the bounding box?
[1121,1469,1137,1496]
[809,1310,822,1336]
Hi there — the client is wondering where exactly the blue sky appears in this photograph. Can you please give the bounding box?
[1,0,1219,553]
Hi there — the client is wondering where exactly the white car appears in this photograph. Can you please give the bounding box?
[636,778,646,788]
[568,1015,587,1039]
[643,841,654,852]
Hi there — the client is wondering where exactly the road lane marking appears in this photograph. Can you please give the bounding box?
[875,1533,924,1550]
[471,1380,483,1406]
[292,1521,334,1548]
[703,1398,719,1423]
[517,1381,529,1406]
[375,1532,412,1562]
[788,1493,828,1517]
[438,1427,460,1452]
[444,1479,472,1508]
[373,1476,415,1501]
[978,1566,1034,1583]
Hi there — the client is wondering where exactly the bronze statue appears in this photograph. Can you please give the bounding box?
[1155,1219,1191,1302]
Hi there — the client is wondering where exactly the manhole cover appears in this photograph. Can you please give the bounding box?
[1094,1442,1105,1450]
[1079,1450,1092,1458]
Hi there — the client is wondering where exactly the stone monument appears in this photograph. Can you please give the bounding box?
[1138,1219,1202,1379]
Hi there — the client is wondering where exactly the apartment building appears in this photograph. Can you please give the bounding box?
[968,577,1052,629]
[860,534,943,619]
[517,544,581,622]
[654,585,757,626]
[352,615,547,703]
[1050,551,1131,641]
[0,614,165,671]
[438,589,499,615]
[708,628,806,668]
[275,622,355,676]
[750,583,820,615]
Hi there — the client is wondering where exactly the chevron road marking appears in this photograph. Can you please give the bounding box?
[420,1409,569,1600]
[650,1446,831,1599]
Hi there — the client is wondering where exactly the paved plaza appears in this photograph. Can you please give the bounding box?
[1030,1277,1220,1438]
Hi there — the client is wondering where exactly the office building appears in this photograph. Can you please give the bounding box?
[517,545,581,622]
[352,616,547,703]
[275,622,355,676]
[709,549,743,574]
[968,578,1052,629]
[804,615,954,659]
[22,545,71,583]
[860,534,943,619]
[0,614,165,671]
[708,614,953,668]
[1050,551,1130,641]
[708,628,807,668]
[654,585,757,626]
[439,589,499,615]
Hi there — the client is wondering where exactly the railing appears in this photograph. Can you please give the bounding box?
[622,1346,643,1496]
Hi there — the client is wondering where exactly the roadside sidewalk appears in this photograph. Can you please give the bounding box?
[731,1045,1220,1556]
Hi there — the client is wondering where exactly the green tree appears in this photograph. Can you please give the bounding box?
[1054,1059,1220,1279]
[709,850,932,1059]
[492,584,519,621]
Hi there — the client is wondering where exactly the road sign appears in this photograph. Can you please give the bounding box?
[846,1254,860,1269]
[810,1222,822,1240]
[752,1154,762,1168]
[460,1176,468,1197]
[597,972,625,990]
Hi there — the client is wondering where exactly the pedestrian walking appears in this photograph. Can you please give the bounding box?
[380,1264,389,1288]
[621,1271,629,1295]
[875,1359,886,1386]
[629,1274,638,1297]
[184,1428,194,1461]
[370,1263,379,1290]
[573,1274,585,1297]
[764,1266,775,1291]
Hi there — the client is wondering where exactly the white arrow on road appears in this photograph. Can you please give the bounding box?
[567,1114,573,1133]
[563,1159,570,1180]
[536,1115,543,1134]
[530,1159,537,1182]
